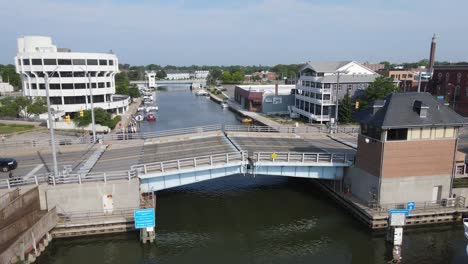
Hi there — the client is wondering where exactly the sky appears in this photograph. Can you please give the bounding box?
[1,0,467,66]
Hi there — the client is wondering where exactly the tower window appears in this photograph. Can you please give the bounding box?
[387,128,408,141]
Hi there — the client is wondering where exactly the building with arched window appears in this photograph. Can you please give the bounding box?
[14,36,130,114]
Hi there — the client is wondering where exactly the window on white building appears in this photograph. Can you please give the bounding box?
[58,59,72,65]
[32,59,42,65]
[87,59,98,65]
[44,59,56,65]
[72,59,86,65]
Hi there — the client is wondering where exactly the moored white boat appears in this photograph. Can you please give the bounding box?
[135,115,144,122]
[196,90,208,96]
[221,102,229,108]
[145,106,158,112]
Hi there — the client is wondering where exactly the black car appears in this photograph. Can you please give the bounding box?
[0,158,18,172]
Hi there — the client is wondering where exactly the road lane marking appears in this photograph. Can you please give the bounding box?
[25,164,44,178]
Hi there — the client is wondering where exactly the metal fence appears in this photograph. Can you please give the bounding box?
[253,152,355,164]
[57,207,135,226]
[367,196,466,215]
[0,170,137,190]
[132,151,247,175]
[0,136,93,148]
[0,123,358,148]
[104,124,223,141]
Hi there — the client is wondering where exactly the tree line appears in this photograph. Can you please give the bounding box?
[0,96,47,118]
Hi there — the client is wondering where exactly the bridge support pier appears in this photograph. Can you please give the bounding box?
[140,228,156,243]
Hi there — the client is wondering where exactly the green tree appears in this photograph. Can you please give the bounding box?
[156,70,167,79]
[0,64,22,90]
[231,71,244,83]
[379,61,393,70]
[0,97,18,117]
[128,84,141,98]
[115,72,129,95]
[207,68,222,85]
[221,71,233,83]
[338,91,353,124]
[74,108,120,128]
[361,76,399,108]
[14,96,32,117]
[28,98,47,117]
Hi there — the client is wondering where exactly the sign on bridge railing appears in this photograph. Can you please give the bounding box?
[253,152,355,164]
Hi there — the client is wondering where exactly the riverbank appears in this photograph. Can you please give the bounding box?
[113,97,142,132]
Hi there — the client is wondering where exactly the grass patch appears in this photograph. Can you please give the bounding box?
[0,123,35,134]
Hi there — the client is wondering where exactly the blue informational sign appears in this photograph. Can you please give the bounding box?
[437,96,444,100]
[389,209,410,216]
[134,208,155,229]
[406,202,415,211]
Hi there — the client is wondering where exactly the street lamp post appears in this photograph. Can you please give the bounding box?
[42,70,59,179]
[79,67,96,143]
[87,72,97,143]
[335,71,341,124]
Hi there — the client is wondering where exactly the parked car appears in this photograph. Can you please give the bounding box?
[0,158,18,172]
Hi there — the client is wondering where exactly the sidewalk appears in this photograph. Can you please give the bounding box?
[115,98,142,132]
[227,100,286,128]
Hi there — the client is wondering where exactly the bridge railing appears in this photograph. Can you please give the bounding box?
[57,207,135,226]
[223,125,327,133]
[253,152,355,164]
[133,151,247,176]
[105,124,223,141]
[0,136,93,148]
[0,170,137,189]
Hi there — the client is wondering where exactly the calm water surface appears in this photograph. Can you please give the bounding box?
[37,87,468,264]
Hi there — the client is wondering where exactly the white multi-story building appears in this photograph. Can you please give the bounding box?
[193,70,209,79]
[292,61,380,123]
[165,70,190,80]
[14,36,130,114]
[0,76,15,94]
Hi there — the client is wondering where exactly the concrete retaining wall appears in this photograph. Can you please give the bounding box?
[45,179,140,213]
[380,174,451,204]
[344,167,379,203]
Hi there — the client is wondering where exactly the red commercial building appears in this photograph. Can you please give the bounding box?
[429,65,468,116]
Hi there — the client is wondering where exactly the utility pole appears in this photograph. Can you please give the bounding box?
[334,71,341,131]
[79,67,97,143]
[43,72,59,179]
[417,72,422,93]
[87,72,97,143]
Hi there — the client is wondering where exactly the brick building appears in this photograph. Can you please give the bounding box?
[428,64,468,116]
[347,92,465,205]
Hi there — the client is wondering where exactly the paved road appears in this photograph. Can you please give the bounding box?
[230,136,355,157]
[0,145,95,179]
[140,136,238,164]
[91,141,144,172]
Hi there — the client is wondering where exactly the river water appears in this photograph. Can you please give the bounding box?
[37,87,468,264]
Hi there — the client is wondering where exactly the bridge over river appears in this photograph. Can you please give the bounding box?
[0,124,355,192]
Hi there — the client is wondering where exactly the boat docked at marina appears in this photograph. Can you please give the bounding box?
[195,90,208,96]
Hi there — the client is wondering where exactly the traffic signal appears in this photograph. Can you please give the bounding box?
[79,109,84,117]
[65,115,71,124]
[355,101,360,109]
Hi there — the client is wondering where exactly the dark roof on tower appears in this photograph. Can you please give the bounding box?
[357,92,466,129]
